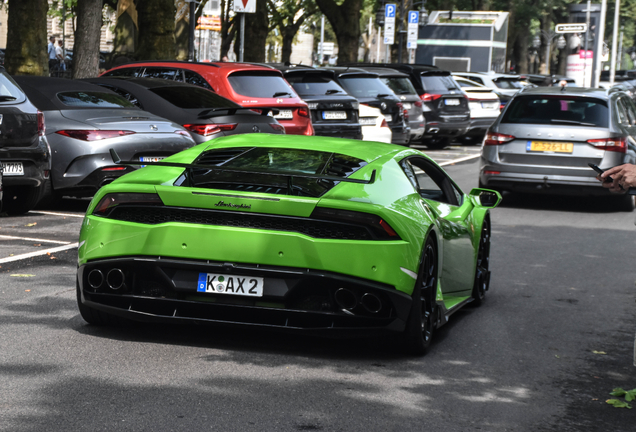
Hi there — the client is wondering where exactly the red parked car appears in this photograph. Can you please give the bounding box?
[101,61,314,136]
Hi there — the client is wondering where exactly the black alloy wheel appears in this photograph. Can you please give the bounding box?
[403,235,437,355]
[471,217,491,305]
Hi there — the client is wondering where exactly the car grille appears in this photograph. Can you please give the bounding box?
[107,206,377,240]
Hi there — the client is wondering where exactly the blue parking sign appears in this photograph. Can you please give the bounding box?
[385,4,396,18]
[409,11,419,24]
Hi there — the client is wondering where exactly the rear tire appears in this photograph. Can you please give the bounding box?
[3,185,44,215]
[402,235,438,355]
[471,217,491,306]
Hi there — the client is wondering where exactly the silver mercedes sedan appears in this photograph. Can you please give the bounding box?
[479,86,636,209]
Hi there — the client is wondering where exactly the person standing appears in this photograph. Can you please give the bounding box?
[47,36,58,75]
[55,40,66,75]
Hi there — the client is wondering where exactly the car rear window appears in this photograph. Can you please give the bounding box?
[420,75,460,94]
[150,86,240,109]
[188,147,366,197]
[338,77,394,98]
[0,71,27,103]
[381,77,417,95]
[287,76,346,96]
[501,95,609,127]
[56,91,136,108]
[227,73,297,98]
[494,78,523,90]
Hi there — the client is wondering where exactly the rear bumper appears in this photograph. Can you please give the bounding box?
[78,257,412,335]
[479,167,610,195]
[0,136,51,188]
[424,117,469,138]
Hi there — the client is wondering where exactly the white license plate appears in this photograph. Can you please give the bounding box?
[1,162,24,176]
[274,109,294,119]
[444,98,461,106]
[322,111,347,120]
[384,114,392,122]
[197,273,263,296]
[359,117,376,125]
[140,156,165,167]
[481,102,498,109]
[402,103,412,110]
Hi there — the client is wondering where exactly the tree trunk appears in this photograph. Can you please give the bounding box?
[72,0,102,78]
[174,0,190,60]
[236,1,268,62]
[281,28,295,64]
[315,0,362,65]
[5,0,48,76]
[135,0,176,60]
[517,27,529,74]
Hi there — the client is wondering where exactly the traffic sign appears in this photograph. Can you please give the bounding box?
[384,4,396,45]
[408,11,419,24]
[385,4,396,18]
[407,11,419,49]
[233,0,256,13]
[555,23,587,34]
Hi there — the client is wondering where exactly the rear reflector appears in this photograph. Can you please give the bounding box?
[587,137,627,153]
[380,119,389,128]
[101,167,127,172]
[183,123,238,136]
[269,123,285,133]
[484,132,515,146]
[483,171,501,175]
[56,130,135,141]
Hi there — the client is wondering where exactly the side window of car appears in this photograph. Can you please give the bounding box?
[143,68,180,80]
[470,77,484,85]
[184,70,213,90]
[620,97,636,126]
[400,157,459,206]
[102,67,142,77]
[616,98,630,125]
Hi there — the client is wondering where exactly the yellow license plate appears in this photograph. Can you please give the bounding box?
[527,141,574,153]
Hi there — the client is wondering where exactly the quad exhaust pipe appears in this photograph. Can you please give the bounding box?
[106,268,125,290]
[87,269,104,289]
[335,288,383,314]
[361,293,382,314]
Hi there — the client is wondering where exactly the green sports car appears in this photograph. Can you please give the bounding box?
[76,134,500,354]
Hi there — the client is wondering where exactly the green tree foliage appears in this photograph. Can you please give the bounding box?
[268,0,318,63]
[314,0,364,64]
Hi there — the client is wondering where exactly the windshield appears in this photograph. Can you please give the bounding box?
[187,147,367,197]
[338,77,394,98]
[287,77,345,96]
[56,91,135,108]
[501,96,609,127]
[150,86,240,109]
[381,77,417,95]
[227,73,298,98]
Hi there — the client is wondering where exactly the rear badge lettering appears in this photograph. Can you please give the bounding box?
[215,200,251,210]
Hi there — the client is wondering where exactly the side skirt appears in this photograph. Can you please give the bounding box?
[435,296,473,329]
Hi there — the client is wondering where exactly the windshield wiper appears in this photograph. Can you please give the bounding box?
[325,89,342,95]
[0,96,17,101]
[273,91,291,97]
[550,119,597,126]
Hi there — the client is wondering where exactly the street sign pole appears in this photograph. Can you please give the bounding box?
[240,13,245,62]
[609,0,621,85]
[233,0,256,62]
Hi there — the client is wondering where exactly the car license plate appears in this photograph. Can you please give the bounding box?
[481,102,498,109]
[1,162,24,176]
[197,273,264,297]
[384,114,392,122]
[274,109,294,119]
[359,117,376,125]
[140,156,165,168]
[526,141,574,153]
[322,111,347,120]
[444,98,461,106]
[402,103,412,110]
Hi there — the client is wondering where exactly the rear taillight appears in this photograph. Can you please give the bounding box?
[396,102,403,110]
[500,102,506,110]
[311,207,400,240]
[269,123,285,133]
[420,93,442,102]
[298,107,310,118]
[183,123,238,136]
[484,132,515,146]
[403,109,409,120]
[414,101,422,108]
[380,119,389,128]
[56,130,135,141]
[587,137,627,153]
[37,110,45,136]
[93,193,163,216]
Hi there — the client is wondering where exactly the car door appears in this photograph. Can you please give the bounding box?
[401,157,475,296]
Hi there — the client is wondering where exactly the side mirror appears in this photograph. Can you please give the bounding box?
[469,188,502,208]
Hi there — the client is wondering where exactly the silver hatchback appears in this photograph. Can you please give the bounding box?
[480,87,636,206]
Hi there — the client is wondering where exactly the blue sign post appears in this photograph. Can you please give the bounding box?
[384,4,396,45]
[407,10,420,49]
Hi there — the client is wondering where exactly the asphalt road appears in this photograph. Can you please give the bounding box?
[1,146,635,431]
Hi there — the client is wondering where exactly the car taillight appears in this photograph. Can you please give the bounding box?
[56,130,135,141]
[380,119,389,128]
[37,110,45,136]
[414,101,422,107]
[269,123,285,133]
[484,132,515,146]
[396,102,403,110]
[298,107,310,118]
[93,193,163,216]
[403,109,409,120]
[420,93,442,102]
[311,207,400,240]
[183,123,238,136]
[500,102,506,110]
[587,137,627,153]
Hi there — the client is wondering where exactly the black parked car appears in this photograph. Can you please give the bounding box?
[83,77,286,144]
[0,67,51,214]
[321,67,410,145]
[267,65,362,140]
[352,63,469,149]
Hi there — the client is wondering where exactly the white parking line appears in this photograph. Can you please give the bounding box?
[0,243,79,264]
[439,153,481,166]
[31,211,85,218]
[0,235,72,245]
